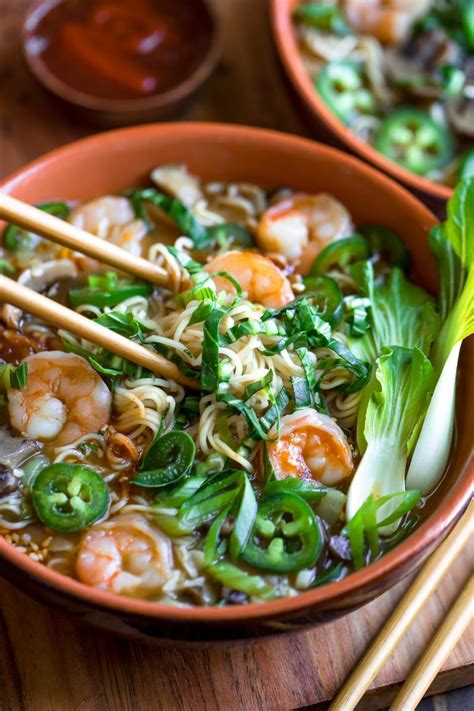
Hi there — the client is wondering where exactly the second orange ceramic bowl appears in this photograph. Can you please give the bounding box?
[270,0,453,203]
[0,123,471,644]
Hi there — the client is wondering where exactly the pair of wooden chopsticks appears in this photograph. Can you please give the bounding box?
[330,500,473,711]
[0,194,198,389]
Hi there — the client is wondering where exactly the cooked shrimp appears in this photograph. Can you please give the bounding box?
[205,251,294,308]
[262,408,353,485]
[344,0,431,45]
[7,351,111,446]
[76,514,173,595]
[68,196,148,270]
[257,194,353,275]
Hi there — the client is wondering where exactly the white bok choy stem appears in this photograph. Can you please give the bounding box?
[407,179,474,494]
[347,347,435,530]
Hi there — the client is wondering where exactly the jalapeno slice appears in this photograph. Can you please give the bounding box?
[31,464,109,533]
[316,61,378,123]
[3,202,70,251]
[375,109,454,176]
[302,274,344,325]
[310,235,370,276]
[132,430,195,488]
[359,225,410,271]
[241,492,322,573]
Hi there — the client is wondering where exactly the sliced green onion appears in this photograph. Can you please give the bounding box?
[208,561,275,599]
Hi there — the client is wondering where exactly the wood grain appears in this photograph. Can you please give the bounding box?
[0,1,472,709]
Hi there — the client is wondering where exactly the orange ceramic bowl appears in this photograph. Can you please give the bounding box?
[0,124,472,644]
[270,0,454,203]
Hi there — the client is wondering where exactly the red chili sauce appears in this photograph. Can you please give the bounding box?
[24,0,214,100]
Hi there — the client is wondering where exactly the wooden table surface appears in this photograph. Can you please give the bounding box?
[0,1,472,710]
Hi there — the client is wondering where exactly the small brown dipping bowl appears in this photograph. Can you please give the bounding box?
[23,0,221,125]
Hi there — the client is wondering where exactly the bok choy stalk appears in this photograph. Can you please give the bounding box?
[347,263,439,453]
[346,346,434,526]
[407,179,474,493]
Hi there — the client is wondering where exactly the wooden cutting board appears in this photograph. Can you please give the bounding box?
[0,1,472,709]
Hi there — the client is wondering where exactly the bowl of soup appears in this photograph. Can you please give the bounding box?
[0,123,472,643]
[270,0,474,202]
[22,0,221,124]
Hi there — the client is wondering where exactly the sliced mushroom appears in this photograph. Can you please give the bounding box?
[0,466,19,499]
[386,29,464,99]
[151,164,203,207]
[0,427,40,468]
[1,259,77,328]
[447,95,474,137]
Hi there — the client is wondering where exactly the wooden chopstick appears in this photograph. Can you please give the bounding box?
[329,500,473,711]
[0,194,169,287]
[0,275,198,390]
[390,575,474,710]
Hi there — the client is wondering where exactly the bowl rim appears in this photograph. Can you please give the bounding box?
[269,0,453,202]
[22,0,222,113]
[0,121,471,623]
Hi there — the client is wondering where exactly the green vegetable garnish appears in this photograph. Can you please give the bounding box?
[242,492,322,573]
[31,464,109,533]
[0,362,28,390]
[344,491,421,569]
[347,347,434,527]
[293,2,349,35]
[132,431,195,488]
[375,108,454,176]
[316,61,378,123]
[3,202,69,250]
[359,225,410,272]
[127,188,211,250]
[407,179,474,493]
[310,235,370,276]
[69,272,153,308]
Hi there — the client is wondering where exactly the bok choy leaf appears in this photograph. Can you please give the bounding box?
[347,346,435,527]
[407,179,474,493]
[348,263,439,365]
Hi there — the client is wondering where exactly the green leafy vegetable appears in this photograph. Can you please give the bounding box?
[3,202,69,251]
[127,188,211,250]
[94,311,150,342]
[207,223,254,250]
[348,263,439,365]
[0,258,15,275]
[407,179,474,493]
[347,346,434,528]
[0,363,28,390]
[344,295,371,337]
